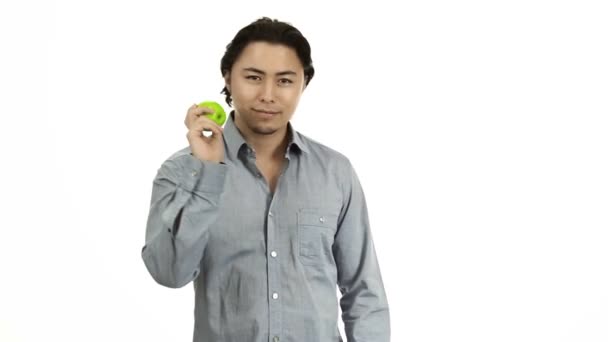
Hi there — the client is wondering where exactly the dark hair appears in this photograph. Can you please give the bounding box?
[220,17,315,107]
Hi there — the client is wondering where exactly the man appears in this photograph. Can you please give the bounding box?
[142,17,390,342]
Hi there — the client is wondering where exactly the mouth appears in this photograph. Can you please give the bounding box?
[252,108,280,116]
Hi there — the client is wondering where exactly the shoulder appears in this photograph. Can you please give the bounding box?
[297,131,353,169]
[295,132,357,192]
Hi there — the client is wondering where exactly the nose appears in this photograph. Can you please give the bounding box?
[259,80,275,103]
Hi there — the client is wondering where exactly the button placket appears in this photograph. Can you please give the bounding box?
[267,192,282,340]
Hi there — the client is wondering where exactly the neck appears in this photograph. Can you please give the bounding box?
[235,117,289,161]
[249,132,288,161]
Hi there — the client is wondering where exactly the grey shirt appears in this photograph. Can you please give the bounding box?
[142,113,390,342]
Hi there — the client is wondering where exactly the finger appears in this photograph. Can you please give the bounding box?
[192,104,217,115]
[191,116,223,136]
[187,125,223,141]
[202,124,224,140]
[185,104,200,127]
[187,105,215,120]
[185,107,218,128]
[189,110,216,128]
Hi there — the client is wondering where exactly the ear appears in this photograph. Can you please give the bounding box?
[224,72,231,92]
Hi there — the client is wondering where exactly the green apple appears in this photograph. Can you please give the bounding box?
[197,101,227,126]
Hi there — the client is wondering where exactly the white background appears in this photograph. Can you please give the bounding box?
[1,0,607,341]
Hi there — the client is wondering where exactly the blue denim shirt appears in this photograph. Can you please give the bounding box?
[142,113,390,341]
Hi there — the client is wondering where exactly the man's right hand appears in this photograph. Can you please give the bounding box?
[184,103,225,164]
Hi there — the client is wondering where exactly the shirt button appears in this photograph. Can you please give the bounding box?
[319,216,325,223]
[191,171,197,177]
[272,292,279,299]
[270,251,277,258]
[269,211,274,217]
[273,337,280,342]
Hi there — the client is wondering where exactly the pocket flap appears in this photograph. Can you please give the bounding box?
[297,209,338,230]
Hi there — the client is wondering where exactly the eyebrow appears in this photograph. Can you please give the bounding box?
[242,67,297,77]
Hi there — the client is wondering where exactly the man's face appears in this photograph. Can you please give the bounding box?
[225,41,306,136]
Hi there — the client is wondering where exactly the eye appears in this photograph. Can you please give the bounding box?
[246,75,261,81]
[278,78,293,85]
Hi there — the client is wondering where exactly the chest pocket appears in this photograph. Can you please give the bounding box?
[297,209,338,266]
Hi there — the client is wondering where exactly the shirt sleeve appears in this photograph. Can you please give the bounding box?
[333,162,391,342]
[141,153,227,288]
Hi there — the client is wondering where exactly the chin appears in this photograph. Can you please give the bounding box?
[236,109,286,135]
[251,125,280,135]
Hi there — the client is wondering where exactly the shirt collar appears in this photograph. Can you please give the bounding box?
[223,111,309,161]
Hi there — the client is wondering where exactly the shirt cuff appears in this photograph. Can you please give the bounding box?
[179,153,227,193]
